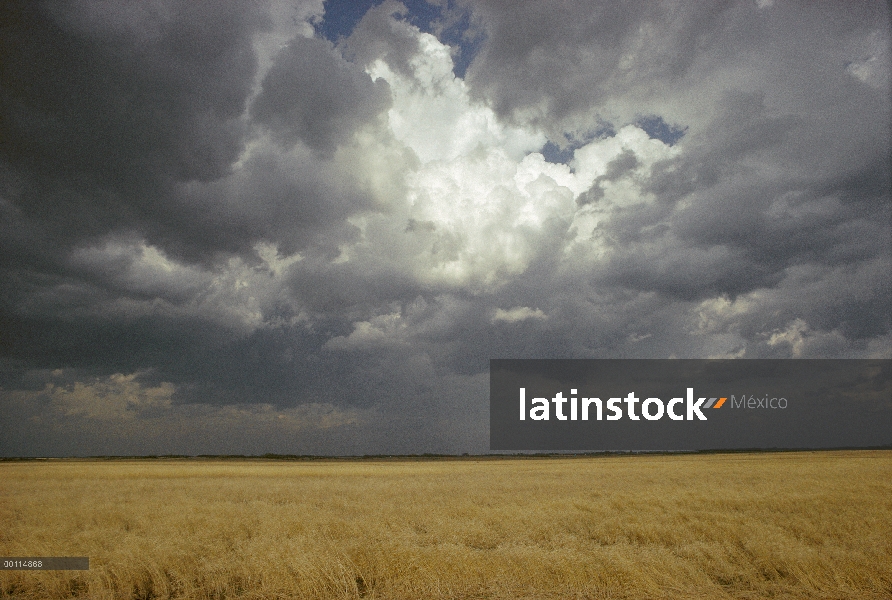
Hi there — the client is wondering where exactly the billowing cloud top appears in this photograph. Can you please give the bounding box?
[1,0,889,456]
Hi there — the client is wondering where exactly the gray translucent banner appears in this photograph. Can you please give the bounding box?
[1,557,89,570]
[490,359,892,451]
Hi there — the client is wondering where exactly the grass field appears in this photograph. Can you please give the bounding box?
[1,451,890,599]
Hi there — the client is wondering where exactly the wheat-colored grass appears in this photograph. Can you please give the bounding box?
[1,451,890,599]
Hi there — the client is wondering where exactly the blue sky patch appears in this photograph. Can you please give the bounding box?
[314,0,383,42]
[541,141,575,165]
[635,116,688,146]
[541,123,617,165]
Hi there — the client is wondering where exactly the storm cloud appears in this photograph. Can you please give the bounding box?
[1,0,889,456]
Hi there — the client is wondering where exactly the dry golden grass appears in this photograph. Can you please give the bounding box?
[1,451,890,599]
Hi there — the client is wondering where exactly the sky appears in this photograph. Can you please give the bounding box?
[1,0,890,456]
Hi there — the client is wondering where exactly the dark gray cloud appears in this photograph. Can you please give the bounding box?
[252,35,391,153]
[463,0,771,141]
[0,0,269,270]
[1,2,262,184]
[1,2,265,181]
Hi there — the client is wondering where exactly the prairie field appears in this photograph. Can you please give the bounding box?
[0,451,890,600]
